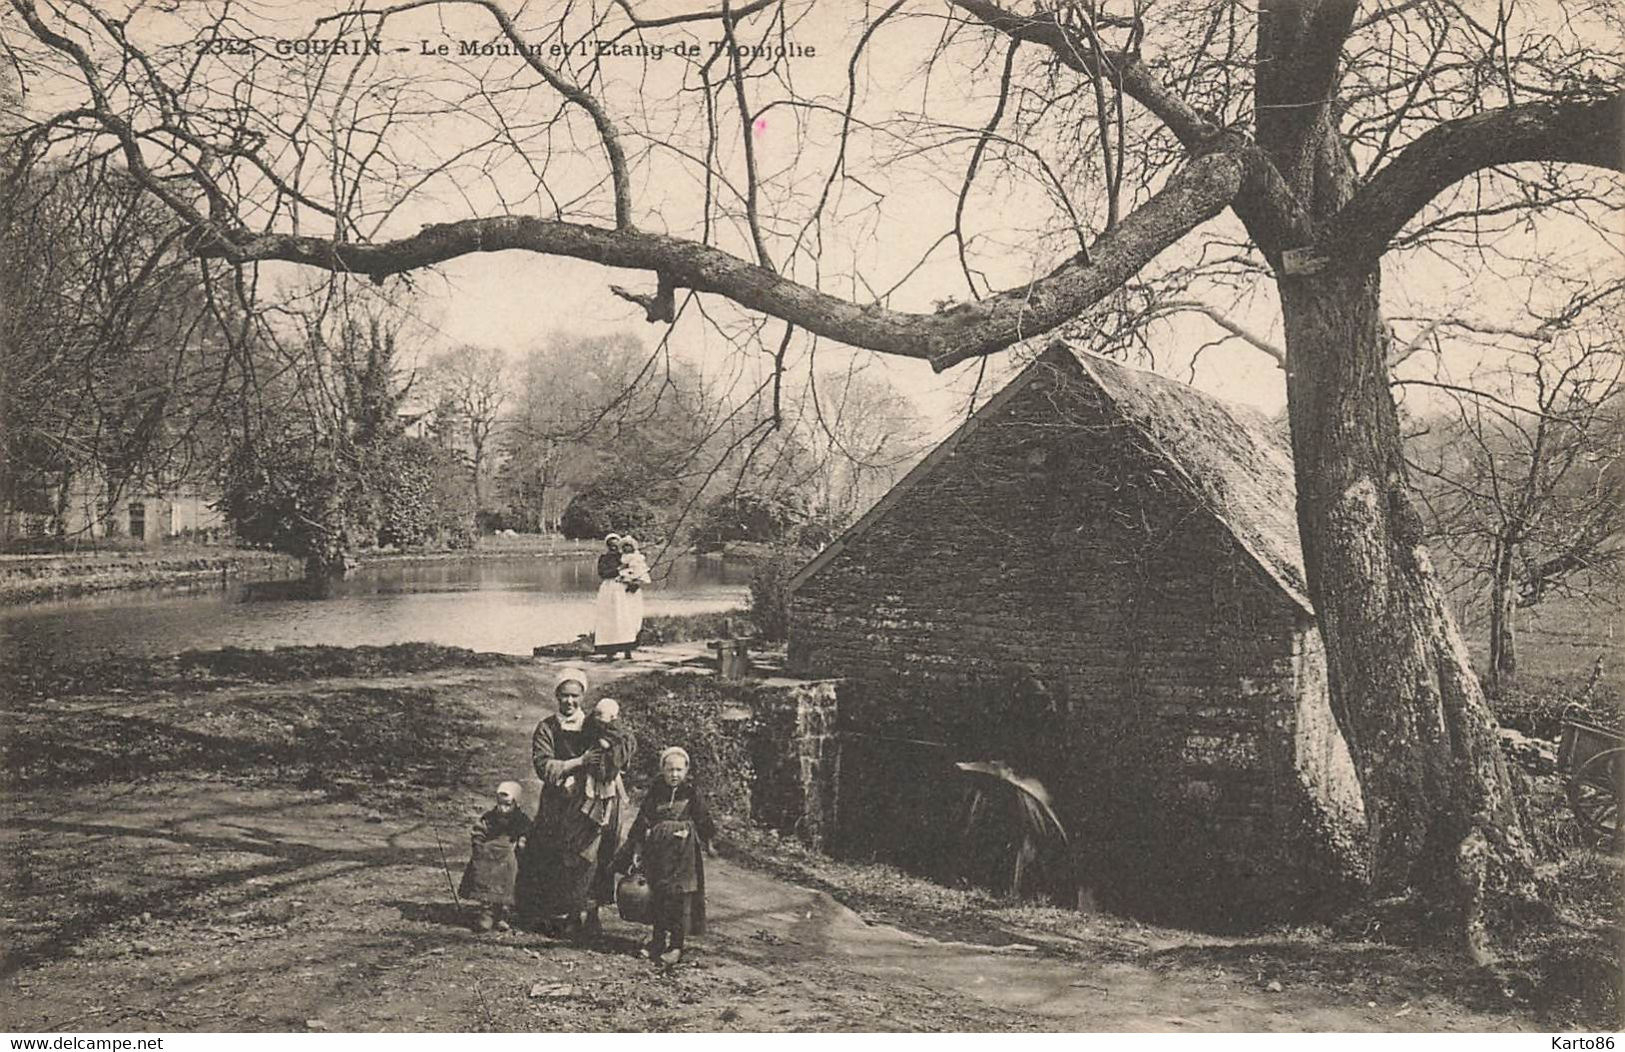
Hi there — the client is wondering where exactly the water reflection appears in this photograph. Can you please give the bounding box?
[0,554,751,663]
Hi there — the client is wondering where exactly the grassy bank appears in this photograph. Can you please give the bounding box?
[0,643,529,810]
[531,609,758,660]
[361,534,603,564]
[1462,594,1625,697]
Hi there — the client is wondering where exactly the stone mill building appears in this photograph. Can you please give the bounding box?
[784,341,1368,925]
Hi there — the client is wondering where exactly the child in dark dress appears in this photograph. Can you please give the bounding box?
[459,780,532,932]
[587,699,631,780]
[616,746,716,965]
[578,697,633,829]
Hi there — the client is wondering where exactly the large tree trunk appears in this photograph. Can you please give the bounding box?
[1247,4,1539,953]
[1279,266,1535,960]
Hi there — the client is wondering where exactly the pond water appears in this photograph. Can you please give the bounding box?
[0,554,753,665]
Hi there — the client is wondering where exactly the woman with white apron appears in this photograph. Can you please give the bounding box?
[593,534,649,658]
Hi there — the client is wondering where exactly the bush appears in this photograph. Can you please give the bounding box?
[638,609,755,645]
[1488,672,1620,740]
[598,672,817,843]
[604,673,765,822]
[222,431,477,565]
[694,491,805,548]
[367,438,476,549]
[220,435,351,566]
[559,474,660,540]
[794,511,848,550]
[748,542,817,642]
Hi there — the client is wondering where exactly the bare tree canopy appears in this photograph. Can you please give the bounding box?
[0,151,243,535]
[3,1,1617,361]
[1404,282,1625,689]
[422,344,506,502]
[7,0,1623,956]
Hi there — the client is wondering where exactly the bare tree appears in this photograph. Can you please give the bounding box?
[9,0,1625,953]
[501,331,723,532]
[784,362,929,525]
[1404,288,1625,691]
[1,151,241,540]
[423,345,506,506]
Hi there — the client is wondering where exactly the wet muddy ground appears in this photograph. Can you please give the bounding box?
[0,646,1611,1031]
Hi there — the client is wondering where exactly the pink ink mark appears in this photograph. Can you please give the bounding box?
[753,117,768,138]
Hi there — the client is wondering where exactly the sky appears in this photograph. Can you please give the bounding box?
[17,0,1621,440]
[220,0,1296,437]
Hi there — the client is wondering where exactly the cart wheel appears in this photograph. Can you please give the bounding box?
[1567,746,1624,850]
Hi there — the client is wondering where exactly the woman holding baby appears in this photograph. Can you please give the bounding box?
[517,665,634,936]
[593,532,651,660]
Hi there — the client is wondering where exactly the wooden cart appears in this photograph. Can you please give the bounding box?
[1558,718,1624,849]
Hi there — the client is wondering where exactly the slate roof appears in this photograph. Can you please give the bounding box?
[790,340,1311,615]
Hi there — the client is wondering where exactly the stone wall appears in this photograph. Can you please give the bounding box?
[616,674,839,845]
[788,367,1362,925]
[740,679,841,849]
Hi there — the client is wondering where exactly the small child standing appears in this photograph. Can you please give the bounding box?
[617,746,716,966]
[459,780,532,932]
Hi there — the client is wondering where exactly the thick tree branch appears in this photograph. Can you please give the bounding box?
[1323,93,1625,267]
[194,150,1249,370]
[1296,0,1360,101]
[1256,0,1359,182]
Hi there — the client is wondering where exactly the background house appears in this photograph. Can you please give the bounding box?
[4,472,226,545]
[786,341,1368,925]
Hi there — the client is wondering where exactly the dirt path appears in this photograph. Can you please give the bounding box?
[0,656,1539,1032]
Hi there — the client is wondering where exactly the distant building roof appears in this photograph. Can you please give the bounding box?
[789,339,1312,615]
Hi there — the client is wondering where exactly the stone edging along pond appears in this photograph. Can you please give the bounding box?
[0,548,305,605]
[0,537,771,606]
[0,536,607,606]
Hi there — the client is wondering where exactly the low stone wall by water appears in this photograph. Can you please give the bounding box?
[0,548,300,605]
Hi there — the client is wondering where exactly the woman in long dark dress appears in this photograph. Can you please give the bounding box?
[516,666,633,935]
